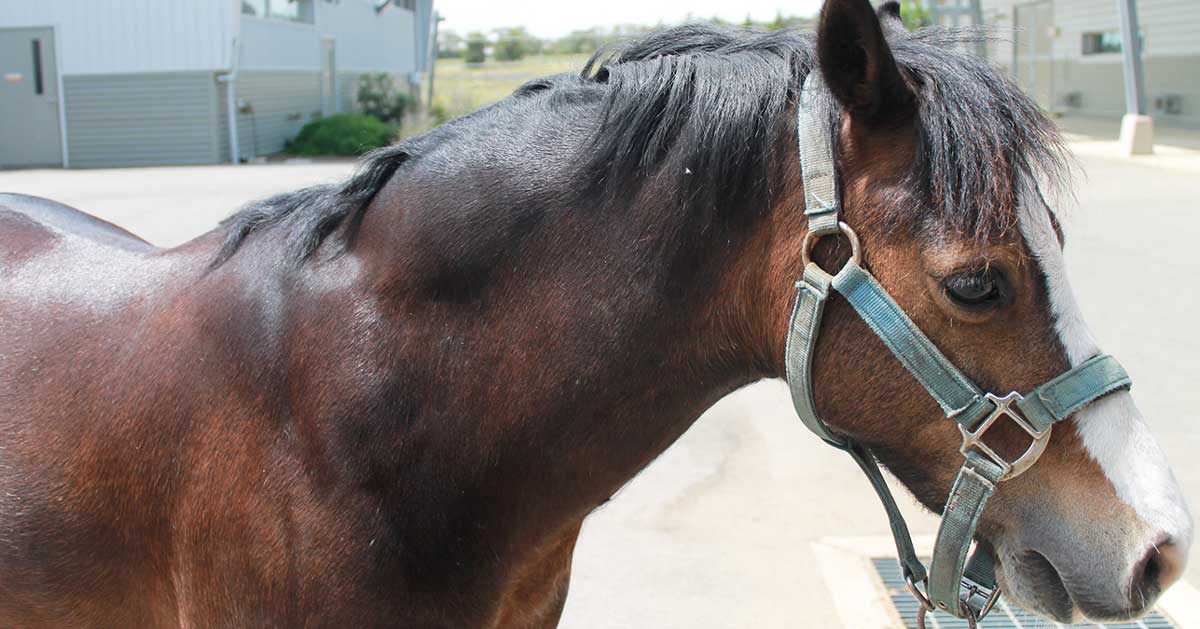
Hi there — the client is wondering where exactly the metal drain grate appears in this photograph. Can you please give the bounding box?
[872,558,1178,629]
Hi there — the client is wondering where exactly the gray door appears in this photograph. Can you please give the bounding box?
[321,38,337,117]
[1013,1,1055,111]
[0,27,63,168]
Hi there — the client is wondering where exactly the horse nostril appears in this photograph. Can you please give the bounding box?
[1132,539,1186,606]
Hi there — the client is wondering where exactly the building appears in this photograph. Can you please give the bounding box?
[0,0,435,169]
[967,0,1199,128]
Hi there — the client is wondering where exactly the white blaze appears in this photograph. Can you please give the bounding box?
[1018,195,1192,548]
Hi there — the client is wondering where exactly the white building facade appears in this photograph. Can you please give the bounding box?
[974,0,1199,128]
[0,0,435,168]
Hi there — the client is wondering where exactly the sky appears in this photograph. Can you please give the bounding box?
[434,0,826,39]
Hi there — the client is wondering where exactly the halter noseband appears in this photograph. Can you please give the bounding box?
[786,73,1132,627]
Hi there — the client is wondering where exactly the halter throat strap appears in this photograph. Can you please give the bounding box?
[785,72,1133,623]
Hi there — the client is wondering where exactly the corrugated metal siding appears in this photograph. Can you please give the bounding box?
[0,0,233,75]
[63,72,220,168]
[234,71,322,157]
[240,2,420,74]
[239,18,322,71]
[216,79,231,163]
[1056,55,1200,126]
[312,1,417,74]
[980,0,1200,61]
[978,0,1200,124]
[1138,0,1200,57]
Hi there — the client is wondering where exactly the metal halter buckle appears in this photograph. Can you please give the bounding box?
[958,392,1052,481]
[963,578,1002,619]
[909,573,1000,629]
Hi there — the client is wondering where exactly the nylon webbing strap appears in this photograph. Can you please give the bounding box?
[928,453,1004,616]
[797,73,840,237]
[963,547,997,591]
[1017,354,1131,432]
[831,262,993,428]
[847,443,927,582]
[784,265,843,447]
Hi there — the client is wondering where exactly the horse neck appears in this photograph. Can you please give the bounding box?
[276,184,786,545]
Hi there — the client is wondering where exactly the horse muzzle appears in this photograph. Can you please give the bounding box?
[997,524,1190,623]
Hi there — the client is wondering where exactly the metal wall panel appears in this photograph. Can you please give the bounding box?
[63,72,220,168]
[980,0,1200,61]
[978,0,1199,122]
[313,0,417,73]
[240,2,418,74]
[0,0,234,75]
[232,70,323,158]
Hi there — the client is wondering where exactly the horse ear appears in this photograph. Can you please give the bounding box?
[817,0,914,121]
[877,1,902,22]
[876,1,909,35]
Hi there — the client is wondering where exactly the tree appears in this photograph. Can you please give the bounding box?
[900,1,933,30]
[493,26,539,62]
[438,29,463,59]
[547,28,602,55]
[464,31,487,64]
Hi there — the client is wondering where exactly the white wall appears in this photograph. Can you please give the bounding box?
[980,0,1200,65]
[240,0,418,74]
[976,0,1200,125]
[0,0,235,75]
[1049,0,1199,61]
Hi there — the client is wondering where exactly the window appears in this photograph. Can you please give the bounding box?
[241,0,267,16]
[242,0,313,23]
[371,0,414,12]
[31,39,43,95]
[270,0,308,21]
[1082,30,1143,55]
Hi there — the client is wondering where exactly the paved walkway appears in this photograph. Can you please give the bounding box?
[1,126,1198,627]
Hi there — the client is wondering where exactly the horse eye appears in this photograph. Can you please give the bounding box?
[942,268,1006,309]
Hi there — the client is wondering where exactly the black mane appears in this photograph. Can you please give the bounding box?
[212,24,1068,266]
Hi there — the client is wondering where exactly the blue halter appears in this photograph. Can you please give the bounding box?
[786,73,1132,626]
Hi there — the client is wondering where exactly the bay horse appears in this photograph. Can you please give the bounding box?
[0,0,1191,626]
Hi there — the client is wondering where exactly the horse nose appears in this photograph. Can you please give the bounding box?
[1131,537,1187,606]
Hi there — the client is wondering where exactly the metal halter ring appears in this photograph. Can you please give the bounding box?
[905,574,933,611]
[800,221,862,274]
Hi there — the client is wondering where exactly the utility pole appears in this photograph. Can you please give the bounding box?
[427,11,443,112]
[1117,0,1152,154]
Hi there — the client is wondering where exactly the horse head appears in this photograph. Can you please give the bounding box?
[785,0,1192,621]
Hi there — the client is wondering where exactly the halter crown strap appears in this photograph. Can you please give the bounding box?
[797,73,840,238]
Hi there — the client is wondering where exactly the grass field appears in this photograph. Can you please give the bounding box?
[401,54,592,138]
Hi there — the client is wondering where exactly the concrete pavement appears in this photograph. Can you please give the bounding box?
[1,123,1198,627]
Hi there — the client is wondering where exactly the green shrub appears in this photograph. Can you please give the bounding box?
[287,114,395,156]
[464,32,487,64]
[356,73,413,125]
[493,27,538,62]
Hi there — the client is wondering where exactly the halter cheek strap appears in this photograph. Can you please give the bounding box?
[787,73,1133,625]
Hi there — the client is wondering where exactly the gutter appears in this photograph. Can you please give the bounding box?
[217,33,242,164]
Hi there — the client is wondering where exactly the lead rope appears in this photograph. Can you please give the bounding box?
[786,72,1132,626]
